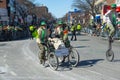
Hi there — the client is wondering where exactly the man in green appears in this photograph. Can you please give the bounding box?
[54,21,64,39]
[54,21,70,47]
[54,21,70,63]
[104,3,117,42]
[36,21,48,64]
[70,23,77,41]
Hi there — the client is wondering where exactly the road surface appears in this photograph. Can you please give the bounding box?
[0,34,120,80]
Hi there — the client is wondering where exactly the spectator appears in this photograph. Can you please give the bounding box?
[70,23,77,41]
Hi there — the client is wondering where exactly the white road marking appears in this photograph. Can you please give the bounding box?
[80,68,119,80]
[2,76,70,80]
[0,67,7,74]
[4,54,7,58]
[47,68,88,80]
[10,71,17,76]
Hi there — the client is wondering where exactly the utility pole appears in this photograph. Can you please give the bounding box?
[6,0,10,25]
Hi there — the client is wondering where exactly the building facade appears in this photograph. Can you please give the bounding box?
[0,0,7,8]
[0,0,9,25]
[116,0,120,5]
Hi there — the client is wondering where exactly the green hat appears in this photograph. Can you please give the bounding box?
[111,4,117,8]
[41,21,46,26]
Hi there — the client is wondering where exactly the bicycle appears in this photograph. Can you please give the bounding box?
[48,38,80,70]
[38,40,59,69]
[38,38,80,70]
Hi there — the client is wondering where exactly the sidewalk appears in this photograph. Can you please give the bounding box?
[81,32,120,43]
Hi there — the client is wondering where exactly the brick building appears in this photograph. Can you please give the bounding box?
[95,0,118,5]
[30,5,53,21]
[0,0,7,8]
[63,10,90,27]
[106,0,116,5]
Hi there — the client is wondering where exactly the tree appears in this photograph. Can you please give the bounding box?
[72,0,100,21]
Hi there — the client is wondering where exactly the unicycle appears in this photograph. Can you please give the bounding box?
[106,36,114,62]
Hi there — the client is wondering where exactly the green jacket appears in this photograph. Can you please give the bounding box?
[31,29,39,39]
[70,25,76,31]
[77,24,82,30]
[37,27,48,43]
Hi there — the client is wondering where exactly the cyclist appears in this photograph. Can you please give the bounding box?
[103,3,117,42]
[36,21,49,64]
[62,22,70,48]
[54,21,70,47]
[116,12,120,38]
[54,21,64,39]
[54,21,70,63]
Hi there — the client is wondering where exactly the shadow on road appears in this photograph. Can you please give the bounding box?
[57,62,73,71]
[0,37,30,42]
[76,59,104,68]
[113,59,120,62]
[0,43,6,46]
[73,46,89,48]
[68,33,87,36]
[78,39,90,41]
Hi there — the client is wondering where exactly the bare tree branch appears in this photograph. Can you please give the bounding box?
[72,0,98,20]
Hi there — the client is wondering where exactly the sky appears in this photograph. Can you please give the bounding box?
[33,0,74,18]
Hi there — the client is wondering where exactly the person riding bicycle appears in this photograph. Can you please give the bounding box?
[54,21,70,47]
[54,21,64,39]
[103,3,117,42]
[36,21,49,64]
[54,21,70,63]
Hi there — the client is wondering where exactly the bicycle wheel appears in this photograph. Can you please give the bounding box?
[106,49,114,62]
[48,52,59,70]
[69,47,80,67]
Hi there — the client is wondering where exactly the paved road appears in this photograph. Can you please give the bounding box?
[0,34,120,80]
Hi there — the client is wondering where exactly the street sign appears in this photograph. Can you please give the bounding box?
[74,9,77,12]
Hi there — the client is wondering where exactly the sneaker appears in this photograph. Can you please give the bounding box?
[44,63,49,67]
[74,39,77,41]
